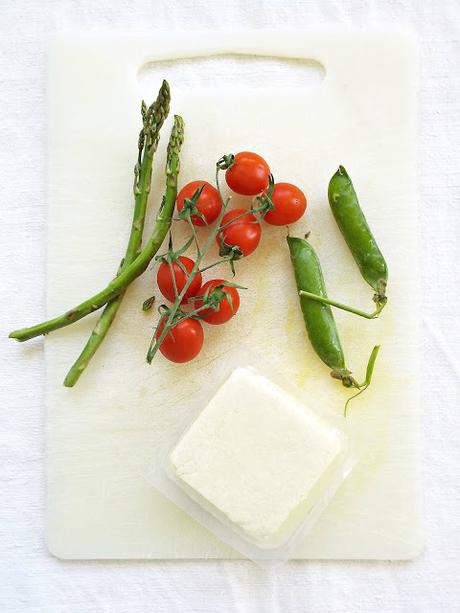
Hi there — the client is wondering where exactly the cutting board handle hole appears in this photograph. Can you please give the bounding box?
[137,55,325,90]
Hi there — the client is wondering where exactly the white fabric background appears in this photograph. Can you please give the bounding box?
[1,1,459,611]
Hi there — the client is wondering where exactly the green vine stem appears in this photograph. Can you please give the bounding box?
[63,81,170,387]
[299,290,386,319]
[197,255,233,274]
[344,345,380,415]
[9,115,184,344]
[146,161,234,363]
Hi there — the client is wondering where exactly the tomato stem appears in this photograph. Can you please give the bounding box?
[146,162,232,363]
[188,212,202,256]
[216,153,235,170]
[147,154,257,362]
[167,257,180,301]
[218,206,262,230]
[197,255,233,274]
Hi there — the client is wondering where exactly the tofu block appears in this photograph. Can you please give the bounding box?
[170,367,345,547]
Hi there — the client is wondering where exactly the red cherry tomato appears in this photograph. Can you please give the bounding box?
[196,279,241,325]
[225,152,270,196]
[156,256,202,304]
[176,180,221,226]
[156,316,204,363]
[217,209,262,257]
[263,182,307,226]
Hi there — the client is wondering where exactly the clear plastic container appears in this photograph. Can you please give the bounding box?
[147,349,360,566]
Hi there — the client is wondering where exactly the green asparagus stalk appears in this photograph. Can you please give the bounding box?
[9,115,184,345]
[62,81,170,387]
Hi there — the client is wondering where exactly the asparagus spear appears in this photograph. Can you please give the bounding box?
[9,115,185,346]
[62,81,170,387]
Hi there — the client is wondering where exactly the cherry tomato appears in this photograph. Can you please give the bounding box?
[176,180,221,226]
[196,279,241,325]
[156,256,202,304]
[225,151,270,196]
[156,316,204,363]
[217,209,262,257]
[263,182,307,226]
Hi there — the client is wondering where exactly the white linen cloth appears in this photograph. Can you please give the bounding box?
[1,1,459,611]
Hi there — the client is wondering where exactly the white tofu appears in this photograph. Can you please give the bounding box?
[170,367,345,547]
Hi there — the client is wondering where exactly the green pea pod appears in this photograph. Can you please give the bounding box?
[328,166,388,306]
[287,235,355,387]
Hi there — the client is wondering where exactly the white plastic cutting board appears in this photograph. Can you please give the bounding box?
[45,29,421,559]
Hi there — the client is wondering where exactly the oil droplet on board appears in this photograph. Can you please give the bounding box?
[284,304,312,388]
[252,275,268,315]
[285,303,296,334]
